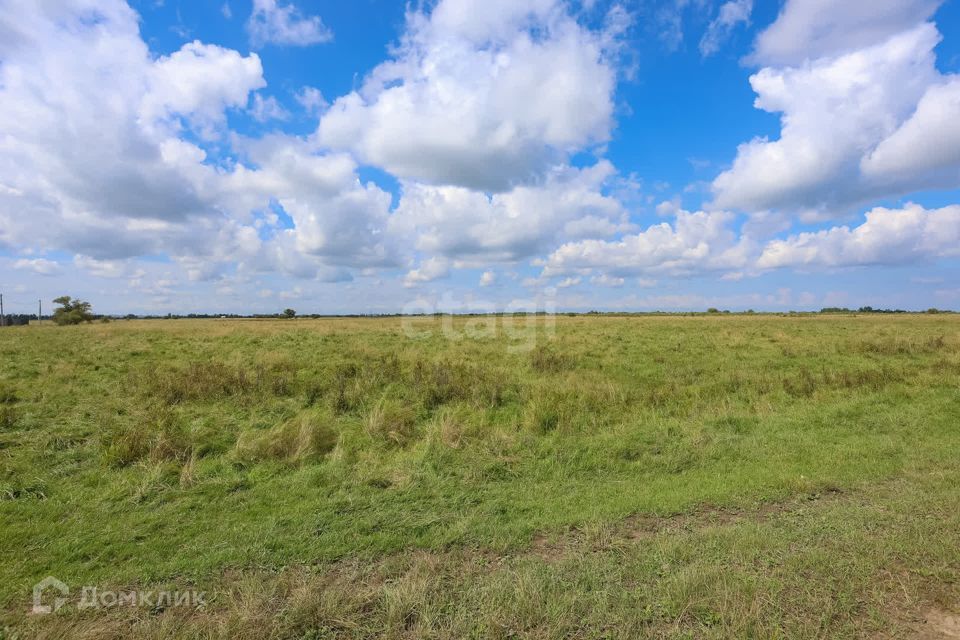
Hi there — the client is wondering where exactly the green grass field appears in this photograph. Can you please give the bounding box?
[1,315,958,638]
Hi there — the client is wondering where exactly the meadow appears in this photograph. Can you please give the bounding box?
[0,314,958,639]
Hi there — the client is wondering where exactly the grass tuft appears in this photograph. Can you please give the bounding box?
[365,393,418,446]
[233,411,339,465]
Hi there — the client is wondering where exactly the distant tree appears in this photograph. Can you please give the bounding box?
[52,296,94,325]
[282,308,297,319]
[706,308,720,314]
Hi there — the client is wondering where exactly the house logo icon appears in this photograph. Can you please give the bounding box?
[32,576,69,614]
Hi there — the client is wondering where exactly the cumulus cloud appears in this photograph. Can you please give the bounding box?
[699,0,752,57]
[220,137,396,269]
[0,1,266,267]
[712,23,951,219]
[4,0,958,313]
[861,77,960,189]
[0,0,391,286]
[13,258,61,276]
[389,161,630,264]
[749,0,942,66]
[403,257,451,288]
[540,209,753,278]
[317,0,620,191]
[142,41,265,134]
[246,0,333,48]
[757,203,960,269]
[74,255,139,278]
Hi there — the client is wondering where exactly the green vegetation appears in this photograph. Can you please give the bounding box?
[1,315,958,638]
[51,296,94,325]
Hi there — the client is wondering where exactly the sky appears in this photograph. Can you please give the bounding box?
[1,0,960,316]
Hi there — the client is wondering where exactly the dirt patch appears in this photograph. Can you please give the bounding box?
[911,609,960,639]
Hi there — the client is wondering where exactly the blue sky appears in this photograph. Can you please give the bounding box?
[2,0,960,315]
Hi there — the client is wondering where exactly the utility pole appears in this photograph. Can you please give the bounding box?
[1,293,4,327]
[38,299,42,325]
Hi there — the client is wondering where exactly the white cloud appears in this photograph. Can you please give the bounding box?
[142,40,265,135]
[0,0,387,284]
[390,161,630,264]
[590,274,625,287]
[557,276,582,288]
[541,209,753,277]
[247,0,333,48]
[749,0,942,66]
[317,0,619,191]
[13,258,61,276]
[712,24,945,219]
[479,270,496,286]
[654,0,708,53]
[699,0,752,57]
[295,86,327,114]
[248,93,290,122]
[861,77,960,189]
[73,255,141,278]
[403,257,451,288]
[758,203,960,269]
[221,138,396,269]
[0,1,264,263]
